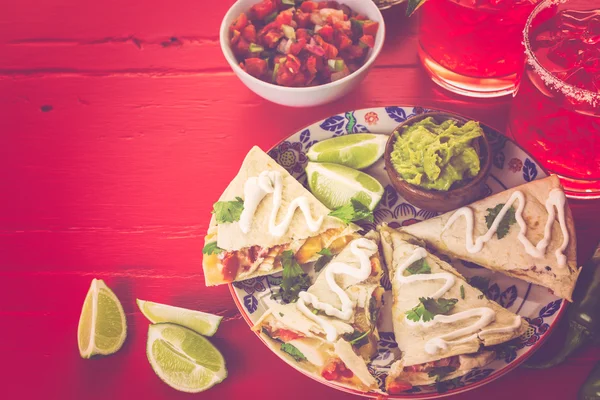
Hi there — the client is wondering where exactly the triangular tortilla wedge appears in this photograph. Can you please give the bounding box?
[379,227,528,390]
[401,175,579,301]
[252,234,385,392]
[203,146,356,286]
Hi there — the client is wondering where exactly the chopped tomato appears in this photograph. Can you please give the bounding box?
[289,38,306,55]
[220,252,240,282]
[294,9,312,28]
[274,329,303,342]
[243,58,267,79]
[250,0,277,20]
[275,8,294,26]
[233,38,250,56]
[344,45,365,60]
[317,25,334,42]
[387,380,413,394]
[322,360,353,381]
[241,24,257,42]
[359,34,375,49]
[296,28,310,41]
[306,55,318,75]
[333,31,352,50]
[300,1,318,13]
[362,20,379,36]
[262,29,284,48]
[230,13,248,32]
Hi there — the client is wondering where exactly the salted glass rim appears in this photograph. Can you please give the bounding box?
[523,0,600,107]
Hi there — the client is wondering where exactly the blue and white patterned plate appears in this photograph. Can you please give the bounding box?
[229,107,566,399]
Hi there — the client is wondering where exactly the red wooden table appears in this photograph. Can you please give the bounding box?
[2,1,600,399]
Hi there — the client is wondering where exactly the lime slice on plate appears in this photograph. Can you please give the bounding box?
[147,323,227,393]
[137,299,222,337]
[77,278,127,359]
[306,162,384,210]
[306,134,388,170]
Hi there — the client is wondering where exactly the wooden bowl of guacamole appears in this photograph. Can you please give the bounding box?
[383,112,493,212]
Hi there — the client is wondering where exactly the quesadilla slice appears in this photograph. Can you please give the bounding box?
[401,175,579,300]
[379,227,528,394]
[252,234,385,392]
[202,146,358,286]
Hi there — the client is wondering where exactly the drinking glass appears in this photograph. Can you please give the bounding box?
[508,0,600,198]
[418,0,541,98]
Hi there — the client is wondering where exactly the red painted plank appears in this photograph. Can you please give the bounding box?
[0,3,416,72]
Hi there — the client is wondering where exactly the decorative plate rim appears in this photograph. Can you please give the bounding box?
[227,106,566,399]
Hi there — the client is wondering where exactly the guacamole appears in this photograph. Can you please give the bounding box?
[390,117,483,191]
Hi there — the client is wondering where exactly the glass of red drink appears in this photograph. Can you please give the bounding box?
[418,0,541,98]
[508,0,600,198]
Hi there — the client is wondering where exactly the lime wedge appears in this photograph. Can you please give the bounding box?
[147,323,227,393]
[306,134,388,170]
[137,299,222,337]
[77,278,127,359]
[306,162,384,210]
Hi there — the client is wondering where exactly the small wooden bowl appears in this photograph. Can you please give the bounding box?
[383,112,493,213]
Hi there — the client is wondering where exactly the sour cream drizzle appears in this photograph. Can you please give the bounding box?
[442,188,569,267]
[239,171,324,237]
[397,247,521,355]
[297,238,378,342]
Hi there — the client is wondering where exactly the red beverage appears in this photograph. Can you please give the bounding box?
[418,0,541,97]
[508,0,600,198]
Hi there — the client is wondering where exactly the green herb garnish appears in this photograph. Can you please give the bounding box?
[343,330,370,347]
[281,343,307,362]
[271,251,311,304]
[369,297,378,327]
[329,198,374,224]
[212,197,244,224]
[314,248,333,273]
[404,258,431,276]
[485,203,517,239]
[406,297,458,323]
[428,366,457,382]
[460,285,465,300]
[469,276,490,297]
[202,242,223,255]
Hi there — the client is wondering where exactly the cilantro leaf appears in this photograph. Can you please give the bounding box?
[271,251,310,304]
[428,366,457,382]
[369,297,378,327]
[343,330,370,347]
[406,297,458,322]
[317,248,332,257]
[202,242,223,255]
[469,276,490,297]
[460,285,465,300]
[314,254,332,273]
[212,197,244,224]
[280,343,307,362]
[329,198,374,224]
[485,203,517,239]
[404,258,431,276]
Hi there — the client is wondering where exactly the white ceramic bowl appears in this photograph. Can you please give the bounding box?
[220,0,386,107]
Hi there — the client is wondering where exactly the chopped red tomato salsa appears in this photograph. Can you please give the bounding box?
[229,0,380,87]
[321,359,354,381]
[387,380,413,394]
[273,329,304,342]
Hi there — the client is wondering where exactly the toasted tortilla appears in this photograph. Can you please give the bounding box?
[386,351,496,387]
[379,227,528,368]
[251,235,385,392]
[400,175,579,300]
[210,146,346,251]
[203,146,354,286]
